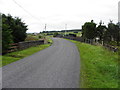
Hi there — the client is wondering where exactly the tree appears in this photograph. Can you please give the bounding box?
[82,20,96,39]
[96,21,107,43]
[2,14,28,53]
[3,14,28,43]
[102,20,120,45]
[2,14,13,53]
[11,17,28,43]
[108,21,119,42]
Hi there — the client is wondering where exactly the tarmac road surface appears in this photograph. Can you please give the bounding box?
[2,38,80,88]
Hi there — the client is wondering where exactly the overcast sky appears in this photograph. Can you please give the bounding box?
[0,0,119,33]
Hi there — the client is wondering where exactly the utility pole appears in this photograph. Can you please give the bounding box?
[43,24,47,40]
[43,24,47,32]
[45,24,47,31]
[65,24,67,36]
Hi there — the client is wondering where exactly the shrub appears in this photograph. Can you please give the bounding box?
[25,35,39,41]
[53,32,59,37]
[2,17,13,53]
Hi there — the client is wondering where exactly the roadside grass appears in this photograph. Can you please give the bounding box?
[1,44,50,67]
[45,36,53,44]
[68,39,118,88]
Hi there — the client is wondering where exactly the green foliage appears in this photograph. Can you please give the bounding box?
[107,21,120,45]
[69,40,118,88]
[109,41,120,46]
[2,14,27,43]
[82,20,120,46]
[96,22,107,41]
[2,14,28,53]
[68,33,76,37]
[82,20,96,39]
[38,35,42,39]
[45,36,53,44]
[53,32,59,37]
[2,15,13,53]
[25,35,39,41]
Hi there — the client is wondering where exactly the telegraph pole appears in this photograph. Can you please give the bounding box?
[65,24,67,36]
[43,24,47,32]
[43,24,47,40]
[45,24,47,31]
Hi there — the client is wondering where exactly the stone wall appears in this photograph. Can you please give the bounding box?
[18,40,44,50]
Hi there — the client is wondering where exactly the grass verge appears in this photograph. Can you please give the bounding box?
[68,39,118,88]
[1,44,51,67]
[45,36,53,44]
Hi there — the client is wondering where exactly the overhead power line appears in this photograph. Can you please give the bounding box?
[12,0,40,21]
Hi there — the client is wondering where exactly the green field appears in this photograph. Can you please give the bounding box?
[41,31,82,37]
[1,44,50,67]
[59,31,82,37]
[69,40,118,88]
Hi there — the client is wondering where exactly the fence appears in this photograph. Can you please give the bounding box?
[7,40,44,53]
[61,36,119,52]
[8,43,19,53]
[103,44,119,52]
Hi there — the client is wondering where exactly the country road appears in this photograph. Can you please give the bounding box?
[2,38,80,88]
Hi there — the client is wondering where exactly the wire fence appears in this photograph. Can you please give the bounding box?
[61,36,119,52]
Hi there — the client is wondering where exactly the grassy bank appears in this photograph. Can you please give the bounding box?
[69,40,118,88]
[45,36,53,44]
[2,44,50,67]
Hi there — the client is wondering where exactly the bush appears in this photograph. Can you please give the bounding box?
[69,34,76,37]
[109,41,120,46]
[2,17,13,53]
[38,35,43,39]
[2,14,27,43]
[2,14,28,53]
[25,35,39,41]
[53,32,59,37]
